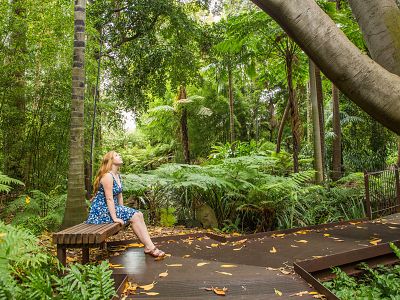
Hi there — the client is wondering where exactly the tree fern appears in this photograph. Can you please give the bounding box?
[0,172,24,193]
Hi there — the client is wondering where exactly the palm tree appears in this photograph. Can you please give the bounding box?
[62,0,87,228]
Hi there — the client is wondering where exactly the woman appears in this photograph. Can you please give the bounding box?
[86,151,165,257]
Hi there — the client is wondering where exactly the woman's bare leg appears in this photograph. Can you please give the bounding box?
[130,212,164,255]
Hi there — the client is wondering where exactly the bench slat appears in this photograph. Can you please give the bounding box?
[53,223,88,244]
[95,224,122,243]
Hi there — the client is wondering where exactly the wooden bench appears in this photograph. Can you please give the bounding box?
[53,223,124,266]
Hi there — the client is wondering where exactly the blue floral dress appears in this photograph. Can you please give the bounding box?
[86,173,138,224]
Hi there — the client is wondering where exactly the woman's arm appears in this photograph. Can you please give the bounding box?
[102,173,122,224]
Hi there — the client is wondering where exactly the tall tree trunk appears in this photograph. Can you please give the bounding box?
[250,0,400,135]
[397,136,400,167]
[228,64,235,144]
[309,60,324,183]
[314,64,325,174]
[62,0,87,228]
[2,0,26,180]
[178,86,190,164]
[286,51,300,172]
[332,83,342,180]
[276,100,290,153]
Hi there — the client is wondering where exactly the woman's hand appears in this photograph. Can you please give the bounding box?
[113,218,124,226]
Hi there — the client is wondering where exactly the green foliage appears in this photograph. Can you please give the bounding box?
[160,207,177,227]
[0,172,24,193]
[0,222,116,300]
[6,190,66,235]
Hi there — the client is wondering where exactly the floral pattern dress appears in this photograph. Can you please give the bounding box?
[86,173,137,224]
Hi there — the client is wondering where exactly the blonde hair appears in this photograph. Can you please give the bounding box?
[92,151,117,196]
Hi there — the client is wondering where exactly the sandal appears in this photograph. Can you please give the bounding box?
[144,247,165,258]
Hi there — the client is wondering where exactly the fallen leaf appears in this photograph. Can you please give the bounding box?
[197,262,210,267]
[159,271,168,278]
[295,240,308,243]
[369,239,382,246]
[295,230,309,235]
[289,291,309,297]
[232,232,241,236]
[166,264,182,267]
[206,246,212,249]
[309,292,318,295]
[275,288,283,296]
[143,292,159,296]
[215,271,232,276]
[139,282,155,291]
[270,247,277,253]
[279,268,291,275]
[213,287,227,296]
[211,243,219,247]
[154,255,166,261]
[126,243,144,248]
[232,239,247,246]
[312,256,323,259]
[323,233,330,237]
[290,245,299,248]
[233,246,244,251]
[349,222,361,225]
[272,233,285,238]
[220,264,237,268]
[183,254,191,258]
[109,263,123,268]
[335,239,345,242]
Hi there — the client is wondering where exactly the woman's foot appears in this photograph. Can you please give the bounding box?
[144,247,165,258]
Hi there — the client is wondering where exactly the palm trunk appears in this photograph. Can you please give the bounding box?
[62,0,88,228]
[276,100,290,153]
[309,60,324,183]
[178,86,190,164]
[332,83,342,180]
[286,52,300,172]
[314,64,325,173]
[228,64,235,144]
[250,0,400,135]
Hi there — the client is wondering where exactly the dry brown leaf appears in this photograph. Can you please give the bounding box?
[166,264,182,267]
[108,263,123,268]
[312,256,323,259]
[349,222,361,225]
[205,246,212,249]
[290,245,299,248]
[67,257,78,263]
[335,239,345,242]
[369,239,382,246]
[266,267,279,271]
[211,243,219,247]
[295,240,308,243]
[159,271,168,278]
[220,264,237,268]
[270,247,277,253]
[182,254,191,258]
[275,288,283,296]
[154,255,166,261]
[388,226,399,229]
[197,262,210,267]
[232,232,241,236]
[215,271,232,276]
[233,246,243,251]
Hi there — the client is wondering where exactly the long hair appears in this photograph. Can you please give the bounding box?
[92,151,117,196]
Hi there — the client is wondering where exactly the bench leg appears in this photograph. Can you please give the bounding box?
[57,245,66,267]
[82,248,89,264]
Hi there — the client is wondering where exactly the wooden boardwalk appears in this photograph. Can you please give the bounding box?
[108,214,400,299]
